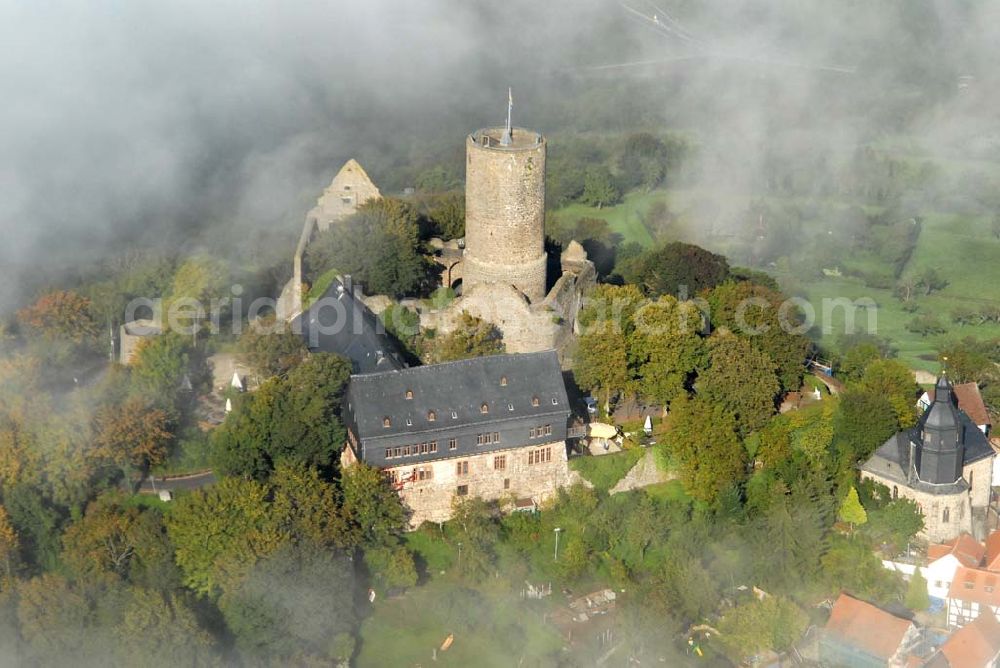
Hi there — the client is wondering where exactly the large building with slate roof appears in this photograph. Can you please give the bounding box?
[292,276,405,375]
[861,373,995,542]
[341,350,571,525]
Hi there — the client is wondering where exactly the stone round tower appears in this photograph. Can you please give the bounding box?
[463,126,547,303]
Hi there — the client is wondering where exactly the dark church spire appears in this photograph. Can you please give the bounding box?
[917,362,964,484]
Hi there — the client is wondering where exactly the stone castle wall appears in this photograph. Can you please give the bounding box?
[388,439,569,527]
[420,254,596,363]
[463,128,547,302]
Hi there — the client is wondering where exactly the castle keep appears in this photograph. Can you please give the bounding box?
[422,121,596,360]
[463,127,548,302]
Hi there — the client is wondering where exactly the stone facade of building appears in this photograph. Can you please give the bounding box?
[862,455,993,543]
[463,127,548,303]
[384,439,568,527]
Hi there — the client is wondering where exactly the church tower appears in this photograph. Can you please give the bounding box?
[462,92,547,302]
[916,373,965,484]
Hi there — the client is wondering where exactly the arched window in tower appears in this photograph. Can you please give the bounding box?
[892,486,898,500]
[943,507,950,524]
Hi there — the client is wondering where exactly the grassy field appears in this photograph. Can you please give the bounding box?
[568,448,644,493]
[553,191,659,246]
[355,578,562,667]
[785,212,1000,370]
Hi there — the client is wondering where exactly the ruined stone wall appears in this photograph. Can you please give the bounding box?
[463,128,547,302]
[420,283,557,356]
[389,439,569,527]
[420,254,596,362]
[310,158,381,232]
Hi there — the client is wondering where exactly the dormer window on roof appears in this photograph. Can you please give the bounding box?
[382,417,391,428]
[428,410,436,422]
[481,403,489,414]
[500,376,508,386]
[405,389,413,400]
[531,396,540,407]
[551,398,558,405]
[451,411,458,419]
[508,403,514,411]
[406,418,413,426]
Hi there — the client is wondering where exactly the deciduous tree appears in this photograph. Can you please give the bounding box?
[696,331,780,436]
[430,312,504,363]
[93,398,172,487]
[630,296,705,406]
[661,396,746,504]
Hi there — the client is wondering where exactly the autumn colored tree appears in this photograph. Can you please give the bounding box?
[60,493,142,580]
[93,398,172,487]
[696,331,781,437]
[661,395,746,504]
[430,311,505,363]
[16,290,100,345]
[16,573,94,664]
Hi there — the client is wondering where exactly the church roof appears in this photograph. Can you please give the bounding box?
[927,382,992,428]
[861,375,993,495]
[924,375,961,431]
